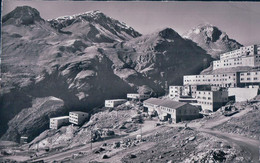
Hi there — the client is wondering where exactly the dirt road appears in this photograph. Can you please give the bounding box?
[200,128,259,163]
[32,120,157,162]
[197,108,259,163]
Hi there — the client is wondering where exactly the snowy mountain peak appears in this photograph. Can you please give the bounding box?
[183,23,225,42]
[183,23,242,58]
[48,10,141,42]
[2,6,44,25]
[51,10,104,21]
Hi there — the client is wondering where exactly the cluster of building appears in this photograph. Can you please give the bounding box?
[49,111,88,129]
[213,45,260,70]
[170,44,260,113]
[50,46,260,128]
[104,93,150,108]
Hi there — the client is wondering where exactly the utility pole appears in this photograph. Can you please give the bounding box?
[140,124,142,141]
[165,80,168,96]
[90,129,92,151]
[116,109,121,135]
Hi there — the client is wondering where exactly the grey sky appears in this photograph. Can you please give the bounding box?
[3,1,260,45]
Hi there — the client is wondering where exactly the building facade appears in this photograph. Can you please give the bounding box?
[50,116,69,129]
[213,45,260,70]
[196,90,228,112]
[220,45,257,60]
[105,99,127,108]
[240,71,260,85]
[213,55,260,70]
[169,85,191,98]
[127,93,150,100]
[183,72,239,88]
[69,111,89,125]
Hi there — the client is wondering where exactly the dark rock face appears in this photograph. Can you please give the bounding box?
[1,6,212,142]
[183,24,242,59]
[2,6,44,25]
[112,28,212,87]
[1,97,65,142]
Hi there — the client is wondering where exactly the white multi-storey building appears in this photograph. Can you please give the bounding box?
[50,116,69,129]
[196,90,228,112]
[240,71,260,85]
[220,45,257,60]
[183,72,239,88]
[169,86,191,98]
[105,99,127,108]
[213,45,260,70]
[69,111,89,125]
[213,55,260,70]
[127,93,150,101]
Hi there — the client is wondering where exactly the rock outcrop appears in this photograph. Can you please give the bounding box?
[1,97,65,142]
[183,23,242,59]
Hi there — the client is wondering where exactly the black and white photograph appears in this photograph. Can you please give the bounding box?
[0,0,260,162]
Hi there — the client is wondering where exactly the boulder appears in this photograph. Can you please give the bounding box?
[102,154,109,159]
[189,136,196,141]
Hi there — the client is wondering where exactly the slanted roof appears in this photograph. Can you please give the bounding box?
[143,98,165,106]
[159,99,187,110]
[106,99,127,102]
[144,98,188,110]
[51,116,69,120]
[70,111,88,115]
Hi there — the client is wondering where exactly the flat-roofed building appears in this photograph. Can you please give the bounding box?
[69,111,89,125]
[143,98,200,123]
[213,45,260,70]
[213,55,260,70]
[50,116,69,129]
[228,87,259,102]
[183,72,239,88]
[240,71,260,85]
[20,136,29,144]
[220,45,257,60]
[105,99,127,108]
[127,93,150,101]
[169,85,191,99]
[196,90,228,112]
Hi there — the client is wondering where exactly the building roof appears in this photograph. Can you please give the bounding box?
[70,111,88,114]
[50,116,69,120]
[144,98,187,110]
[143,98,165,106]
[159,99,187,110]
[106,99,127,101]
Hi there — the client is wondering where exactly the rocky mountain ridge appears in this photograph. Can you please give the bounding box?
[1,6,242,142]
[183,23,242,59]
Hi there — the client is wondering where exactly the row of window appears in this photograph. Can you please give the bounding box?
[241,72,258,76]
[240,77,258,81]
[198,101,212,105]
[197,96,212,100]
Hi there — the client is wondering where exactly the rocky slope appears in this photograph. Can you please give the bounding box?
[1,97,66,142]
[102,28,212,88]
[183,24,242,59]
[1,6,212,141]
